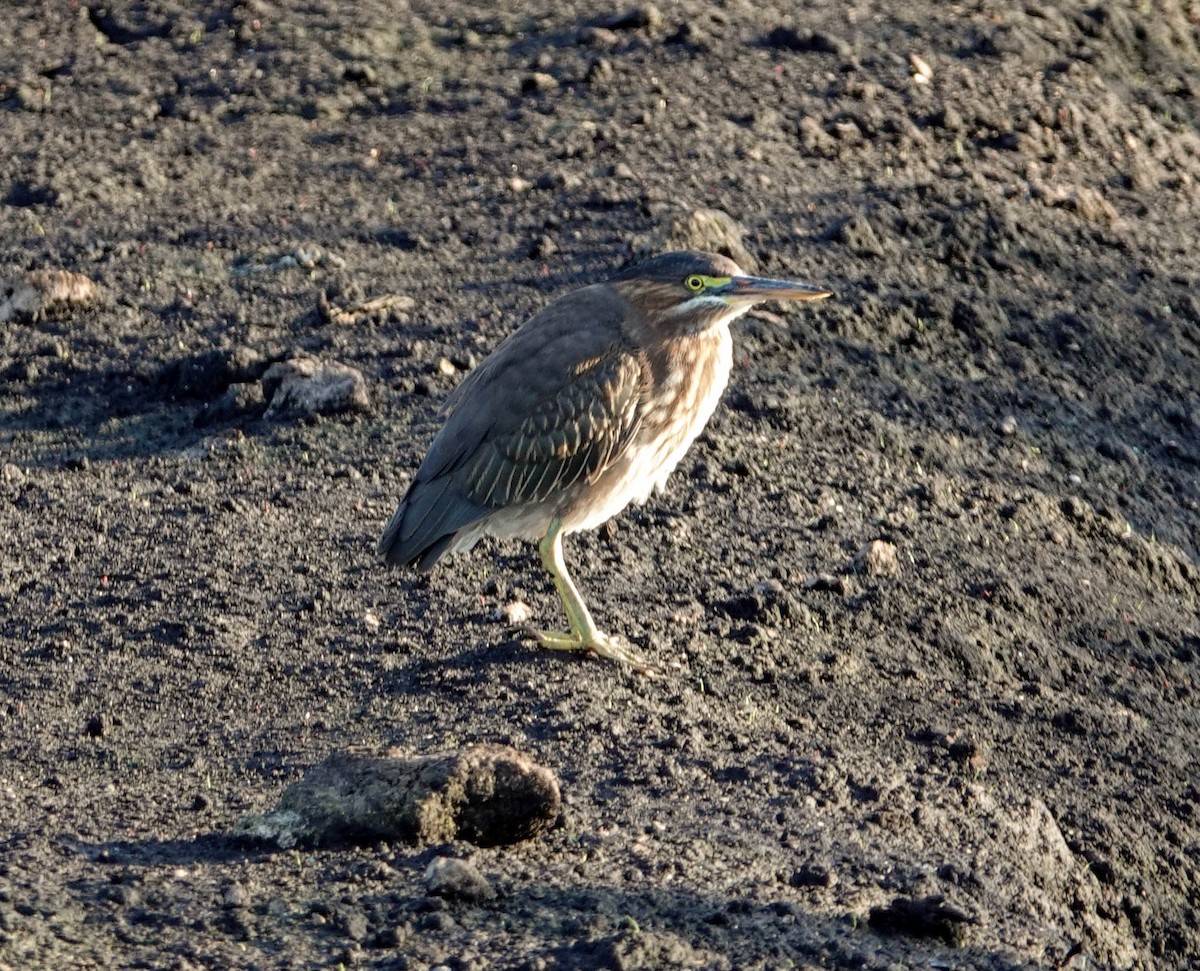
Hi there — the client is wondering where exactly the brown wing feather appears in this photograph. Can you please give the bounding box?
[378,284,645,569]
[464,351,643,509]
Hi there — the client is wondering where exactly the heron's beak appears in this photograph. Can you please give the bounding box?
[724,275,832,303]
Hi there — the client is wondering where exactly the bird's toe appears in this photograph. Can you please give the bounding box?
[529,628,658,675]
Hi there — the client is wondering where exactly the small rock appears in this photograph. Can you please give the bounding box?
[790,863,837,888]
[194,381,266,427]
[497,601,532,625]
[935,105,963,131]
[262,356,370,420]
[521,72,557,94]
[530,235,559,259]
[909,53,933,83]
[998,414,1018,436]
[336,909,369,942]
[804,572,855,595]
[424,857,495,902]
[854,540,901,577]
[222,883,250,909]
[579,26,621,48]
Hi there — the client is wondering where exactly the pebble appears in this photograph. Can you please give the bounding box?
[338,909,369,941]
[909,53,933,84]
[522,72,557,94]
[936,105,963,131]
[222,883,250,909]
[804,572,854,595]
[790,863,837,888]
[580,26,621,48]
[854,540,901,577]
[530,234,558,259]
[497,600,532,625]
[998,415,1018,436]
[424,856,495,902]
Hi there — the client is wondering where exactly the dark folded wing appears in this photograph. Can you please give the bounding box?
[379,285,644,569]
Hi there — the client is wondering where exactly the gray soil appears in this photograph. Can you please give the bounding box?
[3,2,1200,969]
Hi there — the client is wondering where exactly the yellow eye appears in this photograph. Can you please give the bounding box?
[684,275,705,292]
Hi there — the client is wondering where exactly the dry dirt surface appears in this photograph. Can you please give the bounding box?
[3,2,1200,969]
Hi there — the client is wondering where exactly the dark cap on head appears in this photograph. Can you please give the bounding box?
[611,251,744,282]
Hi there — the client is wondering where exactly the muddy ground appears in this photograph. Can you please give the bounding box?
[2,1,1200,968]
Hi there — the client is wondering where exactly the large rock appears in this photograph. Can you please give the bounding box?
[236,744,561,849]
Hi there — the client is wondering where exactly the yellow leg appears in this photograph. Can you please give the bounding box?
[533,519,655,672]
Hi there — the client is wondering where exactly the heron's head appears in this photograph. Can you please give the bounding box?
[610,251,831,336]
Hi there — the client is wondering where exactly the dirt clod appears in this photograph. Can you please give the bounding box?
[262,356,370,419]
[0,269,103,323]
[634,208,758,272]
[424,857,495,902]
[235,745,561,849]
[854,539,901,576]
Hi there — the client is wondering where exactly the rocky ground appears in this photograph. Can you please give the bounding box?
[2,1,1199,969]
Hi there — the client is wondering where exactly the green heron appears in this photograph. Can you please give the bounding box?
[379,251,830,669]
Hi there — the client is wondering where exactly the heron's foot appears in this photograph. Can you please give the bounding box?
[531,628,658,674]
